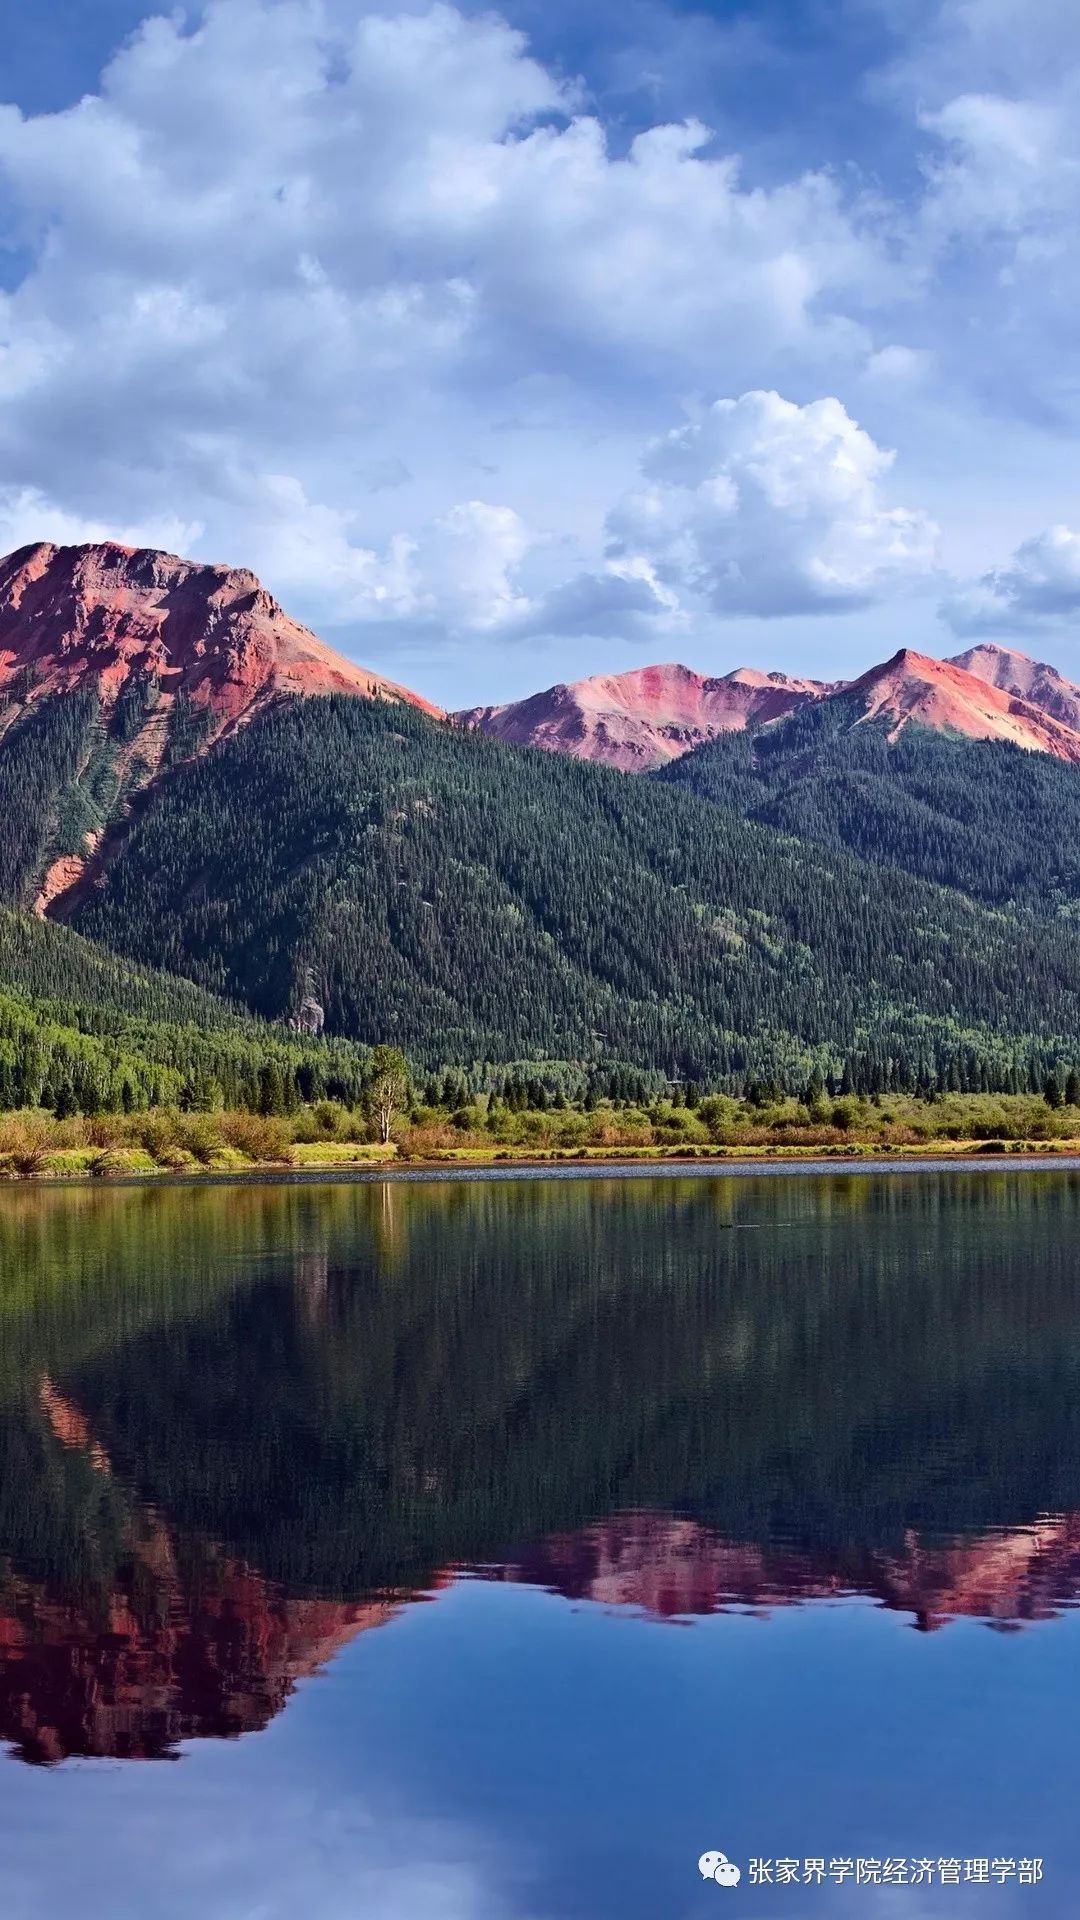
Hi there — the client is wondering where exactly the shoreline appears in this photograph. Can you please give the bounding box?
[13,1145,1080,1189]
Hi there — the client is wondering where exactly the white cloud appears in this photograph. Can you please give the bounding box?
[0,484,202,559]
[0,0,899,656]
[511,554,685,642]
[210,470,536,635]
[3,0,1080,686]
[594,391,939,620]
[863,344,932,385]
[942,524,1080,634]
[245,391,938,643]
[878,0,1080,421]
[0,0,881,404]
[919,91,1072,247]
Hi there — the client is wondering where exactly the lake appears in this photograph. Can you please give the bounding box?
[1,1167,1078,1917]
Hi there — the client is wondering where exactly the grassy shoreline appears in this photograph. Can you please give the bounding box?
[6,1090,1080,1181]
[7,1137,1080,1183]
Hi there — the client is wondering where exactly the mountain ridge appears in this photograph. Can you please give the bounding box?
[458,643,1080,770]
[3,540,1080,789]
[951,641,1080,733]
[846,646,1080,763]
[0,540,441,912]
[4,539,1080,1096]
[0,541,441,725]
[455,661,828,771]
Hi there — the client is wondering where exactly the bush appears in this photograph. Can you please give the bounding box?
[217,1111,292,1162]
[134,1110,183,1158]
[0,1114,51,1175]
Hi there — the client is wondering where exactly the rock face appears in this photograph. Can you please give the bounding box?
[0,541,440,912]
[455,661,825,772]
[950,641,1080,734]
[0,540,441,737]
[840,647,1080,762]
[457,645,1080,772]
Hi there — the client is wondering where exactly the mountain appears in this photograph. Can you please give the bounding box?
[659,687,1080,918]
[0,540,438,726]
[0,541,438,911]
[950,641,1080,734]
[842,647,1080,763]
[455,661,824,771]
[60,691,1080,1084]
[456,645,1080,772]
[6,538,1080,1093]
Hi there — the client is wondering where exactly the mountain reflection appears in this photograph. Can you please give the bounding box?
[0,1541,402,1766]
[486,1509,1080,1634]
[2,1169,1080,1763]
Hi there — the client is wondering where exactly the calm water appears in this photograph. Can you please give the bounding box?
[1,1169,1079,1918]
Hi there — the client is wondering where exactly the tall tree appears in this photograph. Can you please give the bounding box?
[367,1045,410,1144]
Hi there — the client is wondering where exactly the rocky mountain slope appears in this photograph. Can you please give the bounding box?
[847,647,1080,762]
[455,661,825,771]
[460,645,1080,770]
[0,541,438,911]
[0,541,438,726]
[951,641,1080,733]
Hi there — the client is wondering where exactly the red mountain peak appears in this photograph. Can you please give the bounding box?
[844,644,1080,761]
[0,539,442,915]
[950,640,1080,734]
[0,540,442,726]
[455,658,824,771]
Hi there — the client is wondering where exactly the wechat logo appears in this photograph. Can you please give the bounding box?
[699,1851,741,1888]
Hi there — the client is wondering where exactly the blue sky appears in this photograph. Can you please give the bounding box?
[3,0,1080,707]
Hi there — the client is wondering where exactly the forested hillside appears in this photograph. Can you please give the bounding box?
[69,694,1080,1089]
[658,697,1080,915]
[0,540,440,915]
[0,910,370,1114]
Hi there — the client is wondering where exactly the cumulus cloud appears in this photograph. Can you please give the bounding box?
[0,485,202,559]
[942,525,1080,634]
[510,555,685,643]
[245,479,681,642]
[566,391,940,624]
[213,473,536,635]
[220,388,939,643]
[371,389,936,643]
[320,391,938,641]
[2,0,1078,669]
[0,0,900,651]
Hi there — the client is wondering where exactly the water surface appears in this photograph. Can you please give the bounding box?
[1,1169,1078,1915]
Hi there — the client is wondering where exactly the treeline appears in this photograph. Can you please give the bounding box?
[69,696,1080,1084]
[0,986,373,1116]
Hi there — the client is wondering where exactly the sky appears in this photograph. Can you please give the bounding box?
[3,0,1080,708]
